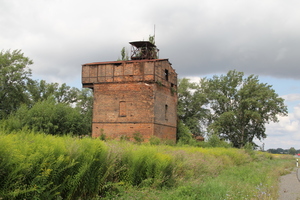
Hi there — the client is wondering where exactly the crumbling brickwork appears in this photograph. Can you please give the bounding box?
[82,59,177,142]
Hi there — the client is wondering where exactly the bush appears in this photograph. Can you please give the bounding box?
[2,98,91,135]
[133,132,144,144]
[206,134,232,148]
[149,136,161,145]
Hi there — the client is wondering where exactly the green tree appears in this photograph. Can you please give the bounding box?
[27,80,57,105]
[177,78,209,136]
[120,47,129,61]
[0,49,93,135]
[75,88,93,133]
[289,147,296,155]
[0,49,33,119]
[201,70,288,148]
[27,80,80,105]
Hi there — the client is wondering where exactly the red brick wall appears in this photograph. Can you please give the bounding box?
[82,59,177,142]
[93,82,154,123]
[92,123,154,141]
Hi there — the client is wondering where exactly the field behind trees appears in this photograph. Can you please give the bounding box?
[0,131,294,200]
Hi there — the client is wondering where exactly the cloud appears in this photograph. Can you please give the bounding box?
[282,94,300,102]
[2,0,300,85]
[261,104,300,149]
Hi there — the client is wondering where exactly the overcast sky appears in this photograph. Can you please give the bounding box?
[1,0,300,150]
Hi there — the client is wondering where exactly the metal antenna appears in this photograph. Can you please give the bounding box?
[154,24,156,43]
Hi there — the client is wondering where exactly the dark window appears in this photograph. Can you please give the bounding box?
[165,69,169,81]
[165,104,168,120]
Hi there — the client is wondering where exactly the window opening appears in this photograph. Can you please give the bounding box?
[119,101,126,117]
[165,69,169,81]
[165,104,168,120]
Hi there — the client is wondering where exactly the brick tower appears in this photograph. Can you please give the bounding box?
[82,41,177,142]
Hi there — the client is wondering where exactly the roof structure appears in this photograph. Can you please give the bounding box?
[129,41,159,60]
[129,41,156,48]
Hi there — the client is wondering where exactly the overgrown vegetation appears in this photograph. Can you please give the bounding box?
[0,49,93,135]
[0,131,294,199]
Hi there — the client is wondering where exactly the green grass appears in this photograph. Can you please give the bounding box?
[102,158,293,200]
[0,131,294,199]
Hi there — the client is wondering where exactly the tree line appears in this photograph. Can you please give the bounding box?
[1,49,288,148]
[0,49,93,135]
[267,147,299,155]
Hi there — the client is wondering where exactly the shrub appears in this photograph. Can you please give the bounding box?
[120,135,130,141]
[133,132,144,144]
[149,136,161,145]
[2,98,91,135]
[206,134,232,148]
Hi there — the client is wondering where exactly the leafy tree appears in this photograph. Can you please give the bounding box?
[75,88,93,133]
[177,78,209,136]
[201,70,288,148]
[27,79,57,104]
[0,49,33,119]
[289,147,296,155]
[277,148,284,154]
[0,49,93,135]
[27,80,80,105]
[120,47,129,61]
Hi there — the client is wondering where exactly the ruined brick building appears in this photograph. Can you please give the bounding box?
[82,41,177,142]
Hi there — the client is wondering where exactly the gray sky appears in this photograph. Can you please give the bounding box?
[1,0,300,150]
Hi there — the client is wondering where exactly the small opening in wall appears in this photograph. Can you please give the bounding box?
[165,104,168,120]
[165,69,169,81]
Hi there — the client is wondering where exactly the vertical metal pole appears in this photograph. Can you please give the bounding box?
[297,159,298,167]
[154,24,156,41]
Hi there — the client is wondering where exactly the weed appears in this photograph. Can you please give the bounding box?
[120,135,130,141]
[133,132,144,144]
[156,81,163,86]
[99,129,106,141]
[149,136,161,145]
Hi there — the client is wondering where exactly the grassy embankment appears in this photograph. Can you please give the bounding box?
[0,130,294,200]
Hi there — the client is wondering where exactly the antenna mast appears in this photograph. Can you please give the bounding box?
[154,24,156,43]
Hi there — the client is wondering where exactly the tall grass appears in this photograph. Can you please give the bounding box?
[0,131,110,199]
[0,131,294,199]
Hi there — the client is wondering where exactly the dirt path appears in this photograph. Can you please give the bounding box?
[278,168,300,200]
